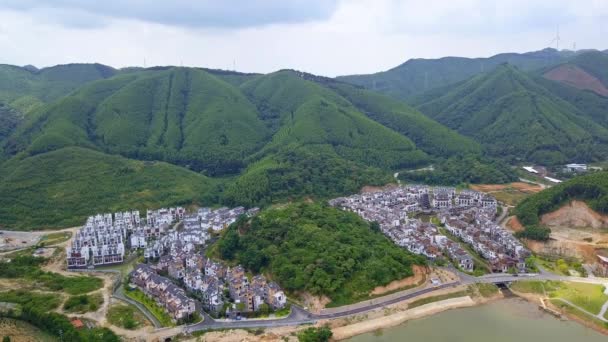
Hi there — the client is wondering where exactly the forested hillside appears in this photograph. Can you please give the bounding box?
[0,147,217,229]
[414,63,608,164]
[337,48,570,100]
[0,63,117,114]
[514,171,608,240]
[215,202,426,306]
[0,66,485,229]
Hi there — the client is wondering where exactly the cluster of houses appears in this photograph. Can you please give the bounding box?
[141,207,259,260]
[66,209,180,268]
[144,253,286,317]
[131,264,197,321]
[329,185,528,273]
[439,206,529,272]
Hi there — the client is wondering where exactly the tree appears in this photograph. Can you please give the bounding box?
[297,326,333,342]
[3,336,11,342]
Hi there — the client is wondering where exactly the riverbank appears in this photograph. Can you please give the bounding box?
[510,285,608,336]
[331,296,476,340]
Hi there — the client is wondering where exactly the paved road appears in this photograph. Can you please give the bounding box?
[185,282,459,333]
[114,285,163,328]
[184,268,608,333]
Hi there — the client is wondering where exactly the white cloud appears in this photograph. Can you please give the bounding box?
[0,0,605,76]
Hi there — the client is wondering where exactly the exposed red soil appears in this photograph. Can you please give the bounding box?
[543,64,608,97]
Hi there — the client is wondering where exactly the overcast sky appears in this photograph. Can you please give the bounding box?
[0,0,606,77]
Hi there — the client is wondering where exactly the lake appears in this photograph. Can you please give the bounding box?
[349,298,606,342]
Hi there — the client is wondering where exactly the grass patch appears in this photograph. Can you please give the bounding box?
[550,299,608,330]
[0,255,103,295]
[513,281,608,316]
[407,290,469,309]
[39,232,72,246]
[549,282,608,315]
[0,290,61,312]
[107,303,149,330]
[0,317,58,342]
[535,256,587,277]
[471,283,499,298]
[510,281,551,295]
[63,294,103,313]
[124,288,174,327]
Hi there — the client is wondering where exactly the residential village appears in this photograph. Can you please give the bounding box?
[329,185,530,273]
[64,184,531,322]
[66,205,288,322]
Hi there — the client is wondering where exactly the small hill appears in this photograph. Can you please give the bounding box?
[415,64,608,164]
[0,63,117,113]
[241,70,429,170]
[337,48,570,100]
[514,171,608,240]
[0,146,216,229]
[8,68,270,176]
[214,202,426,306]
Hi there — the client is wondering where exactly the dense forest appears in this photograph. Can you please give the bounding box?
[398,155,516,185]
[413,64,608,164]
[514,171,608,240]
[0,65,483,229]
[1,50,607,229]
[216,202,426,306]
[337,48,571,100]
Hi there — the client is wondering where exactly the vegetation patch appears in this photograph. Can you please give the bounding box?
[548,282,608,314]
[470,283,499,298]
[0,290,61,312]
[106,303,149,330]
[0,255,103,295]
[63,294,103,313]
[215,202,425,307]
[124,288,174,327]
[39,232,72,246]
[297,326,333,342]
[0,147,217,230]
[399,155,516,186]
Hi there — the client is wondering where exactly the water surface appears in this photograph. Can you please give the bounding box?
[350,299,605,342]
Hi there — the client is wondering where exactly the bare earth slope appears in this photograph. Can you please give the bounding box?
[541,200,608,229]
[543,64,608,97]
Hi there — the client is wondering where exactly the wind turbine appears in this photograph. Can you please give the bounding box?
[549,26,560,50]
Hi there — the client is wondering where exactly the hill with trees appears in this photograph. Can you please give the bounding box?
[0,63,117,114]
[1,66,486,229]
[0,147,217,229]
[215,202,426,306]
[413,63,608,164]
[337,48,571,101]
[514,171,608,240]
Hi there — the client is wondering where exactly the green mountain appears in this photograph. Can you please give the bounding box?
[514,171,608,240]
[414,64,608,164]
[0,103,22,143]
[337,48,570,101]
[0,63,117,114]
[214,202,425,306]
[1,67,482,228]
[0,146,216,229]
